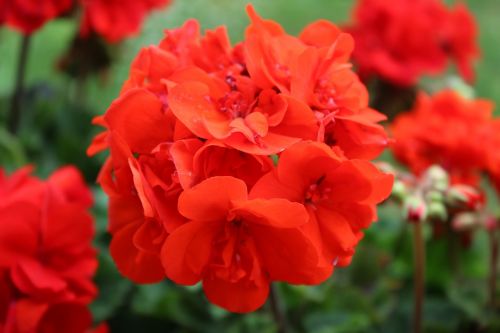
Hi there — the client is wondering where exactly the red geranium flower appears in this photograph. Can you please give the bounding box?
[79,0,171,43]
[0,166,102,332]
[88,5,393,312]
[485,120,500,194]
[98,119,184,283]
[171,139,274,190]
[391,90,494,185]
[251,141,393,268]
[244,6,389,159]
[0,0,72,34]
[348,0,479,86]
[162,176,324,312]
[168,69,318,155]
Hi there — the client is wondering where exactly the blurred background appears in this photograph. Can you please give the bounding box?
[1,0,499,332]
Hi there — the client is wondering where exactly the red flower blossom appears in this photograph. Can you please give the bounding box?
[162,176,324,312]
[244,6,389,159]
[391,90,494,185]
[348,0,479,86]
[88,5,393,312]
[79,0,171,43]
[172,139,274,190]
[99,127,184,283]
[0,166,102,332]
[168,69,318,155]
[158,19,245,76]
[0,0,72,34]
[251,141,393,268]
[485,120,500,194]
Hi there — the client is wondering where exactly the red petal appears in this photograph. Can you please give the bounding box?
[231,198,308,228]
[193,140,274,189]
[108,194,143,233]
[38,302,93,333]
[178,176,247,222]
[299,20,343,48]
[332,202,375,230]
[0,202,39,266]
[132,219,167,255]
[105,88,171,153]
[244,112,269,138]
[11,259,67,297]
[48,166,93,208]
[168,81,224,139]
[350,160,394,204]
[161,220,219,285]
[225,131,300,156]
[170,138,204,189]
[272,95,318,141]
[315,206,358,260]
[202,271,269,313]
[277,141,343,191]
[251,225,330,284]
[86,131,108,156]
[110,223,165,284]
[325,160,373,203]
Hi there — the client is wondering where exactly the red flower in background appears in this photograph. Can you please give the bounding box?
[0,166,102,333]
[79,0,171,43]
[0,0,73,35]
[348,0,479,86]
[88,4,393,312]
[485,120,500,194]
[0,0,72,34]
[391,90,494,185]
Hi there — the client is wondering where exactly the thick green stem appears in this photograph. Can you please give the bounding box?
[8,34,31,134]
[269,284,288,333]
[413,222,425,333]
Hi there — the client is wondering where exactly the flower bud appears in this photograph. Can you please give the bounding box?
[403,195,427,223]
[375,162,396,174]
[483,216,498,231]
[427,201,448,222]
[452,212,479,231]
[425,190,444,203]
[447,76,475,100]
[446,185,483,211]
[391,180,408,202]
[422,165,449,192]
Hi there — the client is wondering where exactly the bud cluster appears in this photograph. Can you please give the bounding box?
[389,165,489,231]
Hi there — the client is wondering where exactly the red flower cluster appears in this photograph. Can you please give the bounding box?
[89,5,393,313]
[0,166,104,333]
[485,120,500,193]
[391,90,494,185]
[0,0,72,34]
[348,0,479,86]
[79,0,171,43]
[0,0,170,42]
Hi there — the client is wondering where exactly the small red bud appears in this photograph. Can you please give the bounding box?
[483,216,498,231]
[446,185,483,211]
[404,196,427,223]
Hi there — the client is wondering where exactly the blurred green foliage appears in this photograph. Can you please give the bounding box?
[1,0,499,332]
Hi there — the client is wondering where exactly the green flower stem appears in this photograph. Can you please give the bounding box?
[8,34,32,134]
[413,221,425,333]
[269,284,288,333]
[489,229,499,307]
